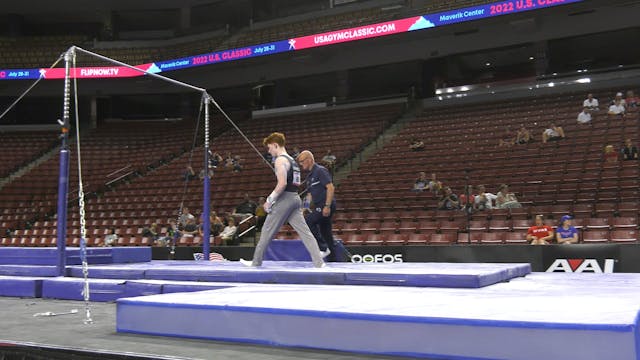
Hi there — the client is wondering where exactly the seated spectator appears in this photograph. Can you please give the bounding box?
[577,107,592,124]
[182,217,199,236]
[626,90,638,109]
[621,138,638,160]
[413,171,429,192]
[603,145,618,164]
[409,138,425,151]
[608,99,626,116]
[183,166,196,181]
[556,215,578,244]
[495,184,522,209]
[459,185,475,211]
[179,207,195,229]
[583,93,599,111]
[156,220,178,246]
[255,197,267,231]
[263,151,273,164]
[427,173,443,195]
[224,152,235,169]
[527,215,554,245]
[438,187,460,210]
[542,123,565,143]
[474,185,496,211]
[234,193,257,216]
[219,217,237,245]
[141,223,160,242]
[610,92,627,107]
[199,167,213,180]
[103,228,119,247]
[515,125,532,144]
[232,155,243,172]
[210,211,224,236]
[291,146,301,159]
[209,151,223,168]
[498,126,515,147]
[322,149,337,170]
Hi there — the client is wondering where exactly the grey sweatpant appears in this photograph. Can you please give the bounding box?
[250,191,324,267]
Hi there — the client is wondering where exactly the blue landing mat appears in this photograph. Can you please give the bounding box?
[68,261,531,288]
[40,278,239,302]
[0,265,58,277]
[0,276,44,297]
[117,273,640,360]
[0,247,151,265]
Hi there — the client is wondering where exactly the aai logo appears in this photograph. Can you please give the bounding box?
[546,258,616,273]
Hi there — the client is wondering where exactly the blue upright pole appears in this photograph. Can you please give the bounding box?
[202,94,211,259]
[55,50,72,276]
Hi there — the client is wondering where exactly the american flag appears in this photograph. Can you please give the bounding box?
[193,252,226,261]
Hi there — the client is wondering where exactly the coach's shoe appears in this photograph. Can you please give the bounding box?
[239,258,256,267]
[320,248,331,258]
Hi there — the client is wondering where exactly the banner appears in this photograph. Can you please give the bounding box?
[0,0,583,80]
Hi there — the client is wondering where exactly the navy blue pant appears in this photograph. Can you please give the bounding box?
[305,206,337,262]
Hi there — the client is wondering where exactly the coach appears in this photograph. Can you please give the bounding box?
[297,150,338,262]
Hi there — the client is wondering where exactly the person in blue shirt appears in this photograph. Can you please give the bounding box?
[297,150,339,261]
[556,215,579,244]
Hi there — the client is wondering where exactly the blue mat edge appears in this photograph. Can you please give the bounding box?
[116,298,634,332]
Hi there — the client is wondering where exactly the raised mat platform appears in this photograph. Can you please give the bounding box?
[0,247,151,266]
[66,261,531,288]
[117,272,640,360]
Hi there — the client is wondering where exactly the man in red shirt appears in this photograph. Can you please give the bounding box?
[527,215,555,245]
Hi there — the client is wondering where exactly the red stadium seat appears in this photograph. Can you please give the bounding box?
[504,232,528,244]
[582,230,609,243]
[610,230,637,243]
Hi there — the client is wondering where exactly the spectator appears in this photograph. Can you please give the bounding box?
[498,126,515,147]
[179,207,195,229]
[224,152,235,169]
[103,228,119,247]
[610,92,626,108]
[183,166,196,181]
[219,217,237,245]
[527,215,554,245]
[291,146,301,159]
[263,150,273,164]
[199,167,213,180]
[542,123,565,143]
[413,171,429,192]
[234,193,257,216]
[583,93,599,111]
[603,145,618,164]
[621,138,638,160]
[608,94,626,116]
[141,223,160,242]
[182,217,199,236]
[322,149,337,170]
[210,211,224,236]
[474,185,496,211]
[232,155,243,172]
[626,90,638,109]
[198,211,224,239]
[409,138,425,151]
[209,151,223,168]
[515,125,532,144]
[438,187,460,210]
[577,106,592,124]
[255,197,267,230]
[495,184,522,209]
[427,173,443,195]
[459,185,475,211]
[556,215,578,244]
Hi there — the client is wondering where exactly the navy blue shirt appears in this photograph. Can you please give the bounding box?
[307,163,335,209]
